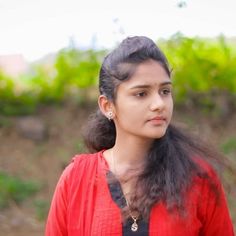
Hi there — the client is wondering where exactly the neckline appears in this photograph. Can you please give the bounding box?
[99,149,111,172]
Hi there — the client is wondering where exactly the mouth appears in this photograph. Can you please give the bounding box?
[148,116,166,125]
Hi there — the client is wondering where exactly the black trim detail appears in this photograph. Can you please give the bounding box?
[106,171,149,235]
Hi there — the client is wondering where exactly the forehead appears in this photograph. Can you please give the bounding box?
[120,60,171,89]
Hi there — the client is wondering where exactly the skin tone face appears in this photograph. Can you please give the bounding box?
[113,59,173,142]
[99,59,173,172]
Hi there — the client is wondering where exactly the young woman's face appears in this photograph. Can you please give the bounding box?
[112,60,173,140]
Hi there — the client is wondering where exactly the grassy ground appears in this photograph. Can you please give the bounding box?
[0,103,235,235]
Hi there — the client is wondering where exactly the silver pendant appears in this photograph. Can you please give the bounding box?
[131,221,138,232]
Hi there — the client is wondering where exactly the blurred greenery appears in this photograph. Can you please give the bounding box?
[160,34,236,114]
[0,172,40,209]
[221,137,236,155]
[34,199,50,221]
[75,139,86,153]
[0,48,105,115]
[0,116,12,127]
[0,35,236,116]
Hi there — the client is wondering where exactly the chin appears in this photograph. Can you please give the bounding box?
[149,130,167,139]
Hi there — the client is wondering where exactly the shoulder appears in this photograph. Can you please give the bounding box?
[53,151,104,198]
[67,151,102,171]
[71,151,100,165]
[53,152,101,184]
[70,151,104,170]
[61,151,104,182]
[189,159,234,234]
[190,157,225,205]
[186,156,225,208]
[192,156,220,182]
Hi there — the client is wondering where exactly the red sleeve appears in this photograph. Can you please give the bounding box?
[199,166,235,236]
[45,162,74,236]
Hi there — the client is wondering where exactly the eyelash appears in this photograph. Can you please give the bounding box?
[135,88,171,98]
[160,88,171,95]
[135,91,147,97]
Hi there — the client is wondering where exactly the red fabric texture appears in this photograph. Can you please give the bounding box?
[45,150,234,236]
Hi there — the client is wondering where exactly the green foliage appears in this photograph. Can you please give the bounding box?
[75,139,86,153]
[25,48,103,108]
[0,71,38,115]
[34,199,50,221]
[220,137,236,155]
[0,172,39,208]
[0,92,38,116]
[55,48,101,89]
[159,34,236,113]
[0,71,14,98]
[0,48,105,115]
[0,116,12,127]
[1,36,236,116]
[27,65,62,104]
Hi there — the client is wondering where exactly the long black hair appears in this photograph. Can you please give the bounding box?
[83,36,223,220]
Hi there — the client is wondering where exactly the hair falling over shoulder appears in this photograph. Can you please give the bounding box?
[83,110,224,220]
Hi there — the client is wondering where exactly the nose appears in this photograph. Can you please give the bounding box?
[149,93,165,111]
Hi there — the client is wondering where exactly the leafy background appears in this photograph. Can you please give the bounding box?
[0,34,236,235]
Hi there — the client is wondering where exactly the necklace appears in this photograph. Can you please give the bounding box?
[124,196,139,232]
[111,149,139,232]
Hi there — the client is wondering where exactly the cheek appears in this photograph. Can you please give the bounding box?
[169,99,174,111]
[118,107,142,122]
[168,100,174,120]
[115,101,144,124]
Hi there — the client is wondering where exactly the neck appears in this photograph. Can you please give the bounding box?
[111,133,154,174]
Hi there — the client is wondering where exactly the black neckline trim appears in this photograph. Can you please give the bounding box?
[106,170,149,235]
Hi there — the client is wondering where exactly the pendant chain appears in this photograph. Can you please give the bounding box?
[111,149,139,232]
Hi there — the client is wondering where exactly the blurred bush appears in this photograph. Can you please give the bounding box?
[160,34,236,116]
[27,48,104,105]
[34,199,50,221]
[0,48,105,115]
[0,172,39,208]
[0,35,236,116]
[0,71,38,115]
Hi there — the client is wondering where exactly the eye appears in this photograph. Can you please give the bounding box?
[160,88,171,96]
[135,91,147,97]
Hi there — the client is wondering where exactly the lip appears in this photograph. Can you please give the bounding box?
[149,116,166,121]
[148,116,166,124]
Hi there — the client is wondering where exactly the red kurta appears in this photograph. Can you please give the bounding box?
[45,150,234,236]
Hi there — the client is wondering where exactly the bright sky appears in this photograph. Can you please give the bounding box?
[0,0,236,62]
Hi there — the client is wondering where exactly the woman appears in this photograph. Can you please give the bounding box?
[46,36,234,235]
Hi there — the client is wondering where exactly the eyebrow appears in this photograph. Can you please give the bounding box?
[129,81,172,90]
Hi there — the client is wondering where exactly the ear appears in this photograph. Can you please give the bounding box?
[98,95,115,120]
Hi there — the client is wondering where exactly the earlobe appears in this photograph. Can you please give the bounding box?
[107,111,114,121]
[98,95,115,120]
